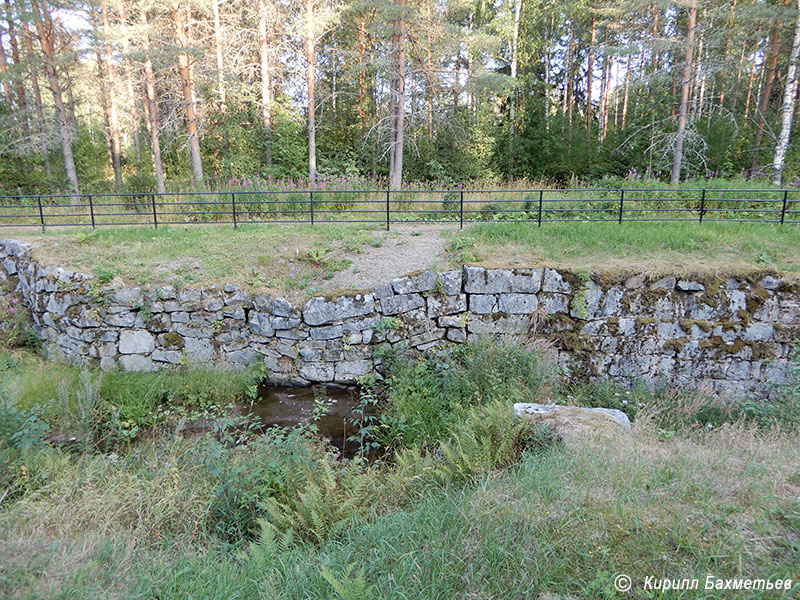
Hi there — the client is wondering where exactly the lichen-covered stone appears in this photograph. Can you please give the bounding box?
[118,329,155,354]
[380,293,424,315]
[304,293,375,325]
[498,293,538,314]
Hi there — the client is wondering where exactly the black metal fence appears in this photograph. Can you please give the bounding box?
[0,188,798,232]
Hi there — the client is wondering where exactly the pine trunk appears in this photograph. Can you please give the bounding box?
[22,20,50,177]
[100,4,123,189]
[140,8,165,193]
[30,0,79,194]
[172,1,204,187]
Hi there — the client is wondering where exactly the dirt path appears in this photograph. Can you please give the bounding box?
[325,224,457,291]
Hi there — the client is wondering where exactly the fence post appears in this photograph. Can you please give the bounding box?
[88,194,95,229]
[618,189,624,224]
[151,193,158,229]
[385,190,390,231]
[37,195,44,233]
[538,190,543,227]
[310,191,314,225]
[231,192,237,229]
[781,190,788,225]
[699,189,706,224]
[459,190,464,229]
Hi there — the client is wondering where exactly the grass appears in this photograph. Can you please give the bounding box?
[11,224,388,301]
[2,425,798,598]
[2,339,799,598]
[449,221,800,274]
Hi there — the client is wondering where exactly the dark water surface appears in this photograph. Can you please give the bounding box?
[247,384,364,454]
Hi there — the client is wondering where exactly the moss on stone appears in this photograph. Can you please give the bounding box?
[664,337,688,353]
[636,316,655,327]
[679,318,712,333]
[163,332,185,349]
[745,286,769,313]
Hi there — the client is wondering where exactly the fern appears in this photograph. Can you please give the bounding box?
[320,564,375,600]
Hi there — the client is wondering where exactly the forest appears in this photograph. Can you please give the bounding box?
[0,0,799,195]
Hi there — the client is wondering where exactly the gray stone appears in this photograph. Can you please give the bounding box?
[171,311,190,323]
[469,294,496,314]
[542,269,571,293]
[374,284,393,299]
[311,324,343,340]
[271,315,302,330]
[380,293,424,316]
[247,311,274,337]
[392,271,436,294]
[174,323,213,339]
[227,348,258,365]
[118,330,155,354]
[651,276,677,290]
[113,287,143,307]
[744,322,774,342]
[427,294,467,318]
[677,280,705,292]
[272,297,297,317]
[510,269,542,293]
[299,362,334,382]
[447,328,467,343]
[119,354,154,372]
[498,293,538,314]
[100,357,116,371]
[184,337,215,361]
[438,270,462,296]
[759,276,781,290]
[252,294,273,311]
[513,403,631,429]
[464,266,513,294]
[335,360,372,382]
[539,293,569,314]
[223,282,239,293]
[439,315,466,328]
[304,293,375,325]
[152,349,182,364]
[624,274,646,289]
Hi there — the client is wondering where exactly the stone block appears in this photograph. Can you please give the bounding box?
[304,293,375,325]
[380,293,424,315]
[469,294,496,314]
[498,293,538,314]
[118,330,155,354]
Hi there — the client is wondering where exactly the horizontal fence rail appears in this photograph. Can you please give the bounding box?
[0,188,798,231]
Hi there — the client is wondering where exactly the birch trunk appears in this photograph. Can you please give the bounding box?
[212,0,226,111]
[508,0,522,176]
[670,1,697,185]
[257,0,272,165]
[771,0,800,185]
[305,0,316,182]
[389,0,406,190]
[751,25,782,176]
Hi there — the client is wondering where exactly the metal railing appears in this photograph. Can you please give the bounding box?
[0,188,797,232]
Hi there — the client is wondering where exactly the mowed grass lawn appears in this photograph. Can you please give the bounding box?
[449,221,800,276]
[7,220,800,301]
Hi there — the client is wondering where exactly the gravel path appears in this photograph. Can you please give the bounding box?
[325,224,457,291]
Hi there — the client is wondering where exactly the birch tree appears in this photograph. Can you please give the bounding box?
[771,0,800,185]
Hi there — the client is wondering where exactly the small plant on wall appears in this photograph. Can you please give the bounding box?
[0,286,36,348]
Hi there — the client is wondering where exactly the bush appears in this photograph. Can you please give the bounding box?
[376,338,558,451]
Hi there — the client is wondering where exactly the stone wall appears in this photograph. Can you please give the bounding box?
[2,238,798,398]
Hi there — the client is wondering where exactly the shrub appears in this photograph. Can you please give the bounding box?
[376,338,558,451]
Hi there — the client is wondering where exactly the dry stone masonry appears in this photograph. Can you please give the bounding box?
[1,239,798,398]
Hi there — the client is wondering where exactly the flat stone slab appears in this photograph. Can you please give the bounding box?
[513,402,631,440]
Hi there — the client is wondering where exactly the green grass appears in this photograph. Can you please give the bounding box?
[13,224,385,302]
[2,341,799,598]
[450,221,800,274]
